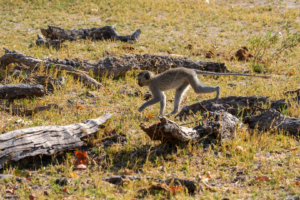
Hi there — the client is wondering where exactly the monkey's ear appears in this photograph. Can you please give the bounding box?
[144,72,150,80]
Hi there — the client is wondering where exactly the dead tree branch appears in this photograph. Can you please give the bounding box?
[0,48,103,88]
[0,84,46,100]
[41,25,141,42]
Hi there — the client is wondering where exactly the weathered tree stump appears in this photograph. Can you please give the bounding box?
[41,25,141,42]
[244,109,300,136]
[0,84,46,100]
[176,96,289,121]
[140,112,242,144]
[0,113,112,169]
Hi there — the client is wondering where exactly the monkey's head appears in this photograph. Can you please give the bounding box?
[137,71,154,87]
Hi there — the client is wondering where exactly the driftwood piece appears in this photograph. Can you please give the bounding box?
[244,109,300,136]
[176,96,288,121]
[140,113,242,144]
[0,113,112,169]
[0,84,46,100]
[36,34,66,49]
[41,25,141,42]
[0,104,61,116]
[0,48,103,88]
[44,54,229,77]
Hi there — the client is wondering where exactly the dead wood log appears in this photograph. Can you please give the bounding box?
[44,53,229,77]
[36,34,66,49]
[244,109,300,136]
[0,113,112,169]
[0,104,61,116]
[0,48,103,88]
[41,25,141,42]
[140,117,199,143]
[0,84,46,100]
[140,113,242,144]
[176,96,288,121]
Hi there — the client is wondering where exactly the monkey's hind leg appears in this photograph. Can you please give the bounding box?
[166,82,190,116]
[189,75,220,100]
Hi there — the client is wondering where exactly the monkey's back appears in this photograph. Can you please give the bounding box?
[151,67,193,91]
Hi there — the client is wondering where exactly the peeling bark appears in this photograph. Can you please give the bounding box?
[244,109,300,136]
[0,113,112,169]
[0,84,46,100]
[41,25,141,42]
[0,48,103,88]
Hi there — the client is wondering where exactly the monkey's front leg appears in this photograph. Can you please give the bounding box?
[138,97,161,112]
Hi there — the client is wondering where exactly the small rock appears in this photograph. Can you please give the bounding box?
[265,151,271,157]
[159,166,166,173]
[225,152,232,158]
[55,178,70,186]
[235,146,243,152]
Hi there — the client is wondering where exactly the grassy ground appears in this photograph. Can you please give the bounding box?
[1,0,300,199]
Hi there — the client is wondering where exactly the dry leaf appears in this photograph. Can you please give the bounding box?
[69,172,78,178]
[146,113,153,119]
[62,187,68,193]
[289,71,295,75]
[29,194,36,200]
[294,181,300,186]
[76,105,84,110]
[291,147,298,151]
[169,186,183,195]
[255,176,270,181]
[74,151,88,169]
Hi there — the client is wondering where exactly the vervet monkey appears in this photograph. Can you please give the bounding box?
[137,67,270,116]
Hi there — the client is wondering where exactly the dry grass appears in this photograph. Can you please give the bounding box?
[0,0,300,199]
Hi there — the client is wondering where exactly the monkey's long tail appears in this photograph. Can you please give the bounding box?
[194,70,271,79]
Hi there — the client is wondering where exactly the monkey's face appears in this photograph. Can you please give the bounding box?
[137,71,151,87]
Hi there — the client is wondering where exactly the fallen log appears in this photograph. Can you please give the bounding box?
[41,25,141,42]
[140,112,242,144]
[0,84,46,100]
[176,96,288,121]
[244,109,300,136]
[36,34,66,49]
[0,103,61,116]
[0,48,103,88]
[0,113,112,169]
[44,53,229,77]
